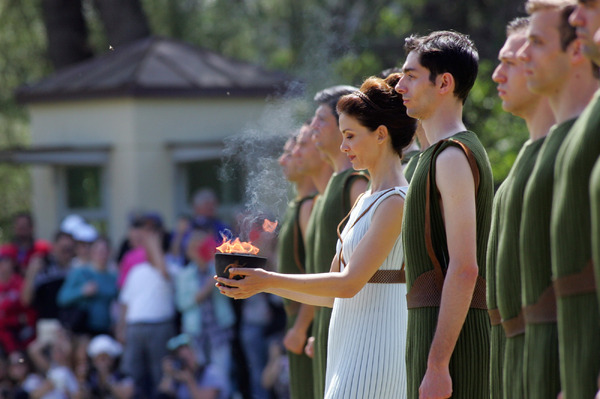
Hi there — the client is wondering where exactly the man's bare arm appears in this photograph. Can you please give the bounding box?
[419,147,479,399]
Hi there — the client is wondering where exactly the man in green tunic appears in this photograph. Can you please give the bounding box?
[490,17,555,399]
[572,0,600,315]
[517,2,598,399]
[282,125,334,382]
[304,85,369,398]
[395,31,493,399]
[550,0,600,396]
[276,131,318,399]
[403,122,428,183]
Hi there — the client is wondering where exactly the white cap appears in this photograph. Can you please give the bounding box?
[60,214,85,236]
[87,335,123,358]
[73,223,98,243]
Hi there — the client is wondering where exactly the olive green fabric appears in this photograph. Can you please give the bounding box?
[304,168,368,399]
[486,182,508,399]
[402,131,493,399]
[496,138,545,399]
[551,91,600,399]
[403,149,420,183]
[521,120,575,399]
[591,159,600,308]
[277,196,315,399]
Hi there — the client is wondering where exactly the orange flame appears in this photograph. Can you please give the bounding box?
[216,237,260,255]
[263,219,278,233]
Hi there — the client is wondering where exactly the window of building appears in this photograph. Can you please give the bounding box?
[176,158,245,221]
[59,165,108,233]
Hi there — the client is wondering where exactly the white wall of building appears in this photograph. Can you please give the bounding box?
[27,96,270,241]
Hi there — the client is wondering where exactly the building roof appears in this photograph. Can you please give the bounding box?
[16,36,300,103]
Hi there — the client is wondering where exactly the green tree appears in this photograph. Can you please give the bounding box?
[1,0,534,242]
[0,0,51,240]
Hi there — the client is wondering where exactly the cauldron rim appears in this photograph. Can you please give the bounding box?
[215,252,267,259]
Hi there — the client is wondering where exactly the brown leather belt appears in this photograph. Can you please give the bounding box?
[368,269,405,284]
[488,308,501,326]
[406,270,487,309]
[553,260,596,298]
[523,285,557,324]
[502,311,525,338]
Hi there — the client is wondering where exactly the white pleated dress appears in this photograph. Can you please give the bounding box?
[324,187,408,399]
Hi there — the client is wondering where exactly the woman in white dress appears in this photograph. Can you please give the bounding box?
[217,73,416,399]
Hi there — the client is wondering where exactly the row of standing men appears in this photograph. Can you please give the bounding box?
[272,1,600,398]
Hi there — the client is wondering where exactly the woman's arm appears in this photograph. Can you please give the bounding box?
[217,195,404,302]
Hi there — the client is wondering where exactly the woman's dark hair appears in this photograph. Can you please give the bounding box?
[336,74,417,158]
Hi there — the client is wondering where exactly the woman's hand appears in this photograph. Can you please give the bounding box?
[214,268,271,299]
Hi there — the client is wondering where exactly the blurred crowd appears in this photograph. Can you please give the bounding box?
[0,188,288,399]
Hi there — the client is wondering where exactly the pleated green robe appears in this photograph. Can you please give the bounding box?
[304,168,368,399]
[277,196,315,399]
[551,90,600,399]
[521,121,575,399]
[403,131,493,399]
[403,150,420,183]
[592,159,600,308]
[496,138,545,399]
[486,182,508,399]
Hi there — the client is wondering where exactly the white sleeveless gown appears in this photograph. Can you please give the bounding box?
[324,187,408,399]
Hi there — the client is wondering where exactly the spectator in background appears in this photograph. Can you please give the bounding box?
[238,218,281,399]
[57,236,118,336]
[157,333,227,399]
[117,214,178,399]
[190,189,230,244]
[21,231,74,323]
[0,351,11,398]
[6,350,42,399]
[116,216,146,289]
[83,334,134,399]
[261,340,290,399]
[0,245,35,353]
[168,215,191,266]
[117,212,169,289]
[71,223,99,269]
[175,230,234,392]
[7,212,51,276]
[26,325,80,398]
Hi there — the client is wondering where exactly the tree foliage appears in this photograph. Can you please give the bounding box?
[0,0,531,238]
[0,0,51,240]
[137,0,529,183]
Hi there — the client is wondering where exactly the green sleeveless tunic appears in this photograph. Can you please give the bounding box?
[592,159,600,308]
[403,149,420,183]
[403,131,493,399]
[486,182,508,399]
[303,168,368,399]
[521,120,574,399]
[496,138,545,399]
[277,195,315,399]
[551,91,600,399]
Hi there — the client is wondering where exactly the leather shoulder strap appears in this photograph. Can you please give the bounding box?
[425,139,481,290]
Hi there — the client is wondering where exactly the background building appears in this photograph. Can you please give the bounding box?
[9,36,296,240]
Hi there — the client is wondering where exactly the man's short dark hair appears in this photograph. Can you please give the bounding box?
[314,85,358,123]
[404,31,479,104]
